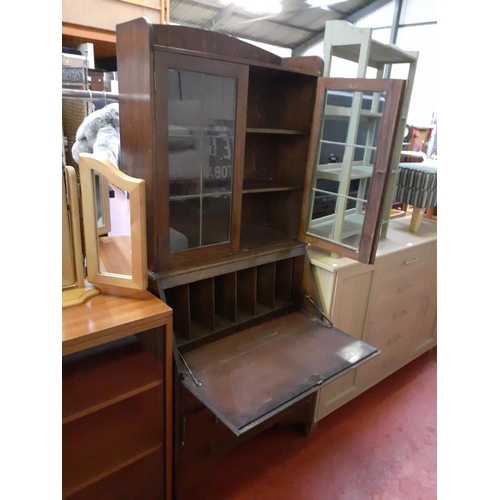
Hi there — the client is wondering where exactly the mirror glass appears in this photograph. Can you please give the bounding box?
[166,68,236,253]
[93,170,133,276]
[62,173,76,288]
[306,89,386,250]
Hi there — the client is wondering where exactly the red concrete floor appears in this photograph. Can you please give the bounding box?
[185,347,437,500]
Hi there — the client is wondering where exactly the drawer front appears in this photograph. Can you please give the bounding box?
[371,279,423,325]
[375,243,433,287]
[366,305,419,351]
[178,397,313,495]
[374,267,427,307]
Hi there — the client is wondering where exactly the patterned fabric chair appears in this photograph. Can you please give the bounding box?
[394,163,437,232]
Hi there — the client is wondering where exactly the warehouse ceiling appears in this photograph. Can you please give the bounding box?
[169,0,391,51]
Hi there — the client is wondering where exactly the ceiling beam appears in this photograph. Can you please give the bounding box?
[203,2,238,30]
[291,0,392,55]
[345,0,392,24]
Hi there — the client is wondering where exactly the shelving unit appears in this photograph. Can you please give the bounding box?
[322,20,419,238]
[62,338,162,424]
[62,291,173,500]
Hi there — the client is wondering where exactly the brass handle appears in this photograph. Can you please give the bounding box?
[387,333,403,345]
[404,257,420,265]
[393,309,408,318]
[397,283,414,293]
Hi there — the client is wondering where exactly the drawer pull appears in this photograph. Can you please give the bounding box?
[404,257,420,265]
[387,334,402,345]
[397,284,414,293]
[393,309,408,318]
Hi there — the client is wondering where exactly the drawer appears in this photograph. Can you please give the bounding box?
[366,305,419,351]
[374,267,427,305]
[178,397,313,497]
[375,243,433,287]
[370,285,422,329]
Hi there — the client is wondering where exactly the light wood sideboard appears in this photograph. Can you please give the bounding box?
[309,215,437,422]
[62,290,173,500]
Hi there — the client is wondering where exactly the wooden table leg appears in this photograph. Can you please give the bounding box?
[410,207,425,233]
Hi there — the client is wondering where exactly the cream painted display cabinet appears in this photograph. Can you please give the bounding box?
[310,215,436,422]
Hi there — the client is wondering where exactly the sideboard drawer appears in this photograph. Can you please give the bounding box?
[375,244,432,285]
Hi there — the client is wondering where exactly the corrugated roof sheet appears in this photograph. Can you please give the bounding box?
[170,0,381,49]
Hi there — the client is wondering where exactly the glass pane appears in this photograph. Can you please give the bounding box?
[170,198,201,252]
[201,195,231,246]
[169,136,202,197]
[306,89,386,251]
[400,0,436,25]
[203,75,236,136]
[203,136,233,194]
[167,68,237,252]
[308,190,363,250]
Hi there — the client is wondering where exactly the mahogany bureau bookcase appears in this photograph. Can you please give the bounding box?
[115,17,406,498]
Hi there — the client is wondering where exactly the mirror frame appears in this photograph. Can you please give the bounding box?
[79,153,147,290]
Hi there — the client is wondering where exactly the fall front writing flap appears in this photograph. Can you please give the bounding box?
[179,307,378,436]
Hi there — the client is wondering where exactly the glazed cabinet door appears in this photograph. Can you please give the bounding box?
[153,51,248,269]
[299,78,406,264]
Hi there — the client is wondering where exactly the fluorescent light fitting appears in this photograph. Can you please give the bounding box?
[306,0,345,7]
[233,0,282,14]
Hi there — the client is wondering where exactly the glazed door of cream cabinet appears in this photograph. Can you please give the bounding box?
[299,78,406,265]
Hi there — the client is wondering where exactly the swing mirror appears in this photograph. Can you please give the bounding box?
[79,153,147,290]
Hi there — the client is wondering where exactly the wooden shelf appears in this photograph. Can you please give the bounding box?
[64,444,163,498]
[240,226,297,251]
[316,165,373,182]
[242,180,302,194]
[62,23,117,62]
[62,388,162,495]
[331,39,417,67]
[65,446,164,500]
[246,128,309,135]
[308,212,364,241]
[62,337,162,424]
